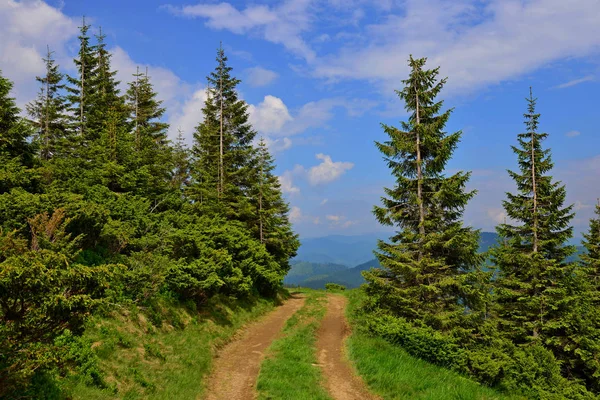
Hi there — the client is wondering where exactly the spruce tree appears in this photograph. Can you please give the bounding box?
[66,17,97,139]
[249,138,299,270]
[364,56,482,330]
[125,67,171,200]
[582,201,600,299]
[26,47,68,161]
[491,88,575,344]
[0,72,35,194]
[190,45,257,219]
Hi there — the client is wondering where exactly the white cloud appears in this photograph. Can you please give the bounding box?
[0,0,77,106]
[311,0,600,94]
[554,75,595,89]
[245,66,279,87]
[168,88,208,144]
[307,153,354,185]
[278,170,300,195]
[325,214,357,228]
[289,206,302,223]
[165,0,315,61]
[320,198,328,205]
[264,136,293,153]
[248,95,293,134]
[566,130,581,138]
[288,205,320,224]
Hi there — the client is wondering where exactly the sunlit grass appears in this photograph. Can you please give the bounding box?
[344,289,522,400]
[64,294,281,399]
[256,289,332,400]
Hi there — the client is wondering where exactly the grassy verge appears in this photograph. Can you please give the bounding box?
[344,289,521,400]
[256,289,332,400]
[62,293,283,400]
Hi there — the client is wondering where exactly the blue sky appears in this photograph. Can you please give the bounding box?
[1,0,600,239]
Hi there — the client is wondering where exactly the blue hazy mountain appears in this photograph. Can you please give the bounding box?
[293,232,390,266]
[287,232,586,289]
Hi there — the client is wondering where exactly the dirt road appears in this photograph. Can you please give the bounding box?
[202,294,305,400]
[316,294,380,400]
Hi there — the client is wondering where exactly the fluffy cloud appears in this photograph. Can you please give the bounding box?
[566,130,581,138]
[245,66,279,87]
[278,170,300,195]
[326,214,357,228]
[307,153,354,185]
[165,0,315,61]
[313,0,600,94]
[0,0,77,105]
[288,206,320,224]
[168,88,208,144]
[248,95,293,134]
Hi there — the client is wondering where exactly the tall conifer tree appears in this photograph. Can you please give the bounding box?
[491,89,575,344]
[26,47,67,161]
[365,56,482,330]
[66,17,97,139]
[125,67,171,200]
[190,45,257,219]
[0,72,34,194]
[249,138,299,270]
[365,56,481,329]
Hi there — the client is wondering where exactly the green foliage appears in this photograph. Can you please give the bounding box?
[364,61,600,399]
[366,55,485,330]
[1,26,297,396]
[325,283,346,291]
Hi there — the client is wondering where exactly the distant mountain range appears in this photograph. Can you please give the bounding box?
[286,232,586,289]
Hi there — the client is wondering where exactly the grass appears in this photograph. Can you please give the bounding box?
[256,289,332,400]
[62,293,283,400]
[344,289,522,400]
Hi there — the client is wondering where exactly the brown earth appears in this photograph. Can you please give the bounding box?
[201,294,305,400]
[316,294,380,400]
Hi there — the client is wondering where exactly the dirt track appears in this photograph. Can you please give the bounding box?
[202,294,305,400]
[316,294,380,400]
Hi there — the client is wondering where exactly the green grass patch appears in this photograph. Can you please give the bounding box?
[256,289,332,400]
[62,293,284,399]
[344,289,521,400]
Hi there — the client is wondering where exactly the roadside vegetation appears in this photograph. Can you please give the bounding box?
[0,17,298,398]
[345,289,522,400]
[256,289,331,400]
[361,56,600,399]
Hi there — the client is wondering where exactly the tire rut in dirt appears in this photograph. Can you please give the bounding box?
[202,294,305,400]
[316,294,380,400]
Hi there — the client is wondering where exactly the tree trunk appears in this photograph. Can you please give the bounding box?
[44,46,50,161]
[415,84,425,260]
[219,56,224,199]
[135,66,140,150]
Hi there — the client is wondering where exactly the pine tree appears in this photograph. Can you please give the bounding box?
[364,56,482,330]
[0,72,35,194]
[249,138,299,270]
[66,17,97,139]
[491,88,575,344]
[26,47,68,161]
[125,67,171,200]
[190,45,257,219]
[582,201,600,299]
[171,128,191,193]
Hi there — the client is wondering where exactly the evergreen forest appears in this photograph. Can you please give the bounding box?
[1,15,600,400]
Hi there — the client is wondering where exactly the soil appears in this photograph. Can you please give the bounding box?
[316,294,380,400]
[202,294,305,400]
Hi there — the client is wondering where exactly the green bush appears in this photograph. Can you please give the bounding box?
[325,283,346,291]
